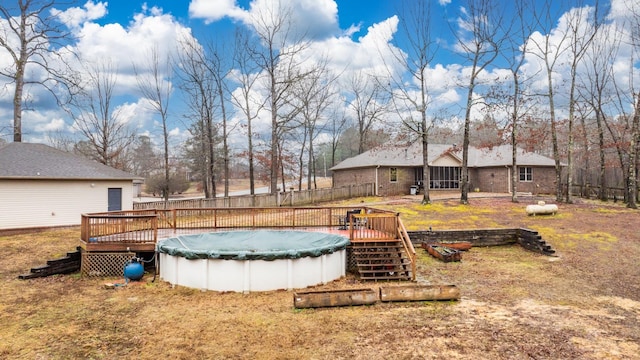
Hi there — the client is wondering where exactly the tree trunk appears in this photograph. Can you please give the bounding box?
[270,76,278,194]
[13,58,25,142]
[627,95,640,209]
[460,74,475,205]
[547,68,563,202]
[218,85,230,198]
[511,71,520,203]
[596,109,607,201]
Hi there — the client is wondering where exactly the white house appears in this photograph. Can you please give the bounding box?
[0,142,140,231]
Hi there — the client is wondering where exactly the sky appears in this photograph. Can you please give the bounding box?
[1,0,638,155]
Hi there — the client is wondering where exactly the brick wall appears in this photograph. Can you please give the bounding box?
[334,165,557,196]
[333,166,416,196]
[471,166,556,195]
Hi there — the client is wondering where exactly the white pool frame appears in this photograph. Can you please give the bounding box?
[159,249,347,292]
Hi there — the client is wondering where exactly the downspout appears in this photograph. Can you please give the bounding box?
[506,165,511,193]
[375,165,380,196]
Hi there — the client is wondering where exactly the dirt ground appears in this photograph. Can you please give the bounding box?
[1,195,639,359]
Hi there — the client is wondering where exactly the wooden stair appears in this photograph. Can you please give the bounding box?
[351,240,413,281]
[18,247,82,279]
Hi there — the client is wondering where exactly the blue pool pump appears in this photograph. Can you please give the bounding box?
[123,257,145,281]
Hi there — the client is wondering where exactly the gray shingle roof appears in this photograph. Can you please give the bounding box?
[330,142,556,170]
[0,142,138,180]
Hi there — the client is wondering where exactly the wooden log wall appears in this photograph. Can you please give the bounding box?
[408,228,518,247]
[18,247,82,279]
[517,228,555,256]
[407,228,555,256]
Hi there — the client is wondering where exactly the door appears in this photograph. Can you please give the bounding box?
[108,188,122,211]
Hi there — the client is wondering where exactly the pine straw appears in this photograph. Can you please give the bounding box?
[1,197,639,359]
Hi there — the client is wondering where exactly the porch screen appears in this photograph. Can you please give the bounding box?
[430,166,460,189]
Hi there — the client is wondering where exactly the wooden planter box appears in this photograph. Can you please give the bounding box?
[379,285,460,302]
[293,288,378,308]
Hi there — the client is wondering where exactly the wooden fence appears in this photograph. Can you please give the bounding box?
[133,183,374,210]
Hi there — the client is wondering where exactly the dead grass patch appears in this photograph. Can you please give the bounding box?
[2,197,640,359]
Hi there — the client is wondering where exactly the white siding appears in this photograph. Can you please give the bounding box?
[0,179,134,230]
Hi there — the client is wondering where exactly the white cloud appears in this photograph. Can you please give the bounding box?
[435,89,460,106]
[72,7,192,68]
[607,0,640,22]
[35,117,66,132]
[68,5,195,97]
[21,109,71,137]
[189,0,245,23]
[300,15,404,82]
[189,0,339,40]
[52,1,107,29]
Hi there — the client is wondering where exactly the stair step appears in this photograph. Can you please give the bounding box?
[358,268,409,274]
[355,260,409,264]
[356,262,410,268]
[351,241,402,245]
[353,253,405,258]
[352,247,405,252]
[359,274,412,281]
[350,241,413,282]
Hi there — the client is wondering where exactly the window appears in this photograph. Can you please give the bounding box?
[429,166,461,189]
[519,167,533,182]
[389,167,398,182]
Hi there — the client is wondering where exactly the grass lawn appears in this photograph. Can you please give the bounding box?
[1,196,639,359]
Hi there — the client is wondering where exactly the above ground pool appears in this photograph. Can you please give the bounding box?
[157,230,350,292]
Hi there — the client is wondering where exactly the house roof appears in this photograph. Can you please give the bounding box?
[0,142,139,180]
[330,142,557,171]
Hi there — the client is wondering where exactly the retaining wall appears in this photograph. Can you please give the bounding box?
[408,228,555,256]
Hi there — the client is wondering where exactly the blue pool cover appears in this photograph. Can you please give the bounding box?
[156,230,350,260]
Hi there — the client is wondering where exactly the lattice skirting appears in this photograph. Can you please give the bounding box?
[346,247,357,273]
[81,252,136,277]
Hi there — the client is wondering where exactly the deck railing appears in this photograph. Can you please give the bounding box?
[396,217,417,280]
[81,214,158,244]
[81,206,369,242]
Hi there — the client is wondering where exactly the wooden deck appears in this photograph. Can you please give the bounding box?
[79,206,417,280]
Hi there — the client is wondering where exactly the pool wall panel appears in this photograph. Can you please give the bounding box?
[159,250,346,292]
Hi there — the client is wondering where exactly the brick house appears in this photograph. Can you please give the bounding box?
[330,142,558,196]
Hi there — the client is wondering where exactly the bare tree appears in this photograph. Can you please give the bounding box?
[327,106,348,169]
[207,45,232,198]
[67,61,135,168]
[248,3,311,194]
[0,0,78,142]
[580,19,620,201]
[451,0,506,204]
[135,48,172,204]
[500,0,537,203]
[231,29,267,196]
[563,3,601,203]
[347,71,390,155]
[624,0,640,208]
[528,0,571,201]
[385,0,438,204]
[289,60,336,190]
[176,36,218,198]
